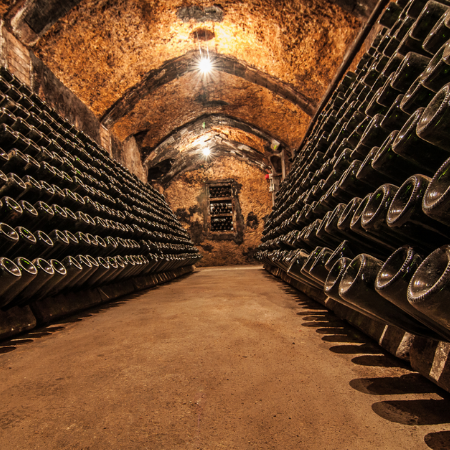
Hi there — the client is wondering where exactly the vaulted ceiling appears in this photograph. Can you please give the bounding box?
[2,0,375,182]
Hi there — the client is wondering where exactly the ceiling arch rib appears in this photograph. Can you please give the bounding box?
[111,70,309,150]
[101,50,317,129]
[140,114,288,167]
[152,136,270,185]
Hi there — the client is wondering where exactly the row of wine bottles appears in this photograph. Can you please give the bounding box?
[0,65,201,306]
[211,216,234,232]
[210,202,232,214]
[209,186,232,198]
[257,0,450,340]
[0,250,200,311]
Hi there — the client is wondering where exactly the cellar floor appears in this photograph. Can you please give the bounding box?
[0,266,449,450]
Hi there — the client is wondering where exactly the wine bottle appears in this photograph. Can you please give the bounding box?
[13,226,37,259]
[400,72,436,113]
[379,2,403,28]
[360,183,406,249]
[70,255,93,288]
[15,175,42,203]
[375,245,449,340]
[365,89,389,118]
[0,256,21,301]
[0,256,37,308]
[423,9,450,54]
[50,255,83,294]
[407,245,450,331]
[33,259,67,301]
[409,1,449,41]
[0,172,27,199]
[350,193,397,254]
[387,174,450,248]
[0,196,22,225]
[380,94,410,132]
[324,256,382,320]
[393,107,449,173]
[422,155,450,224]
[18,200,38,226]
[356,147,395,188]
[416,82,450,151]
[378,73,404,107]
[47,229,70,259]
[391,52,431,93]
[308,247,334,284]
[324,240,356,271]
[339,253,437,334]
[422,40,450,92]
[372,131,423,182]
[13,257,54,306]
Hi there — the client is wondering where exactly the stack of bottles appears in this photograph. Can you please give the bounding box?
[211,216,233,232]
[209,185,232,198]
[0,66,201,310]
[256,0,450,342]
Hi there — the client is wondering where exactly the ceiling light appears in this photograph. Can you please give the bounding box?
[202,148,211,156]
[199,57,213,74]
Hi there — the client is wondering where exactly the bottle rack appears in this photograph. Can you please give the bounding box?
[0,65,201,310]
[256,0,450,343]
[207,182,234,233]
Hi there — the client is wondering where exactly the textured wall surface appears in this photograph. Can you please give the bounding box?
[111,70,310,151]
[33,0,362,117]
[165,156,272,266]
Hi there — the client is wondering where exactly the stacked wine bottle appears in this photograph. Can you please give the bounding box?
[0,66,201,310]
[256,0,450,342]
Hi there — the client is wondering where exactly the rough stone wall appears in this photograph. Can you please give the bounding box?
[30,50,102,144]
[33,0,362,117]
[3,27,31,85]
[120,136,148,183]
[164,156,272,267]
[111,71,310,150]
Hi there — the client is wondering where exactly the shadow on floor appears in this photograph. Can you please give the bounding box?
[271,270,450,450]
[350,373,437,396]
[0,271,196,355]
[0,300,126,355]
[424,431,450,449]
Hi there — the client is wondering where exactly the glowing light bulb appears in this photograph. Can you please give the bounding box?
[199,57,213,74]
[202,148,211,156]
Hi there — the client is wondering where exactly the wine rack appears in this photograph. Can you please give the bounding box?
[207,182,234,233]
[256,0,450,344]
[0,64,202,310]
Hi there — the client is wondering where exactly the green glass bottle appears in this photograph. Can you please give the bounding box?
[417,83,450,151]
[423,10,450,54]
[393,107,449,173]
[400,72,436,113]
[409,1,449,41]
[372,131,423,182]
[391,52,430,92]
[422,39,450,92]
[380,94,411,132]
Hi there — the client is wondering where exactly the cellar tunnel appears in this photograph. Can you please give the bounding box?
[2,0,450,448]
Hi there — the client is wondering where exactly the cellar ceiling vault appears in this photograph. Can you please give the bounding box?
[2,0,377,182]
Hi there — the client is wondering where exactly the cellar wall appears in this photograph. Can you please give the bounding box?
[164,156,272,266]
[0,24,148,182]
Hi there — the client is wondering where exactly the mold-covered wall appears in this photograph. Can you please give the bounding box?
[164,156,272,266]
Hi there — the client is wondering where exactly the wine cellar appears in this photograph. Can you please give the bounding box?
[3,0,450,448]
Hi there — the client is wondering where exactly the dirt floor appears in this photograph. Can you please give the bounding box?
[1,266,450,449]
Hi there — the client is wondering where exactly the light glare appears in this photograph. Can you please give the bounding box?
[199,57,213,74]
[202,148,211,156]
